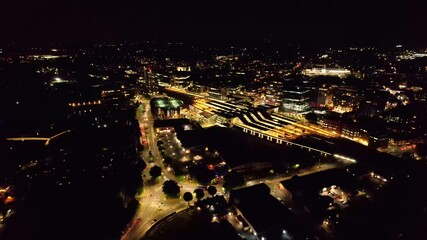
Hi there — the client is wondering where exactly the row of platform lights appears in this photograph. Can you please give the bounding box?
[171,88,346,158]
[239,125,331,156]
[68,100,102,107]
[193,100,347,159]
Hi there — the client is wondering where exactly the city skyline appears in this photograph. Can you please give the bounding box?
[1,2,426,240]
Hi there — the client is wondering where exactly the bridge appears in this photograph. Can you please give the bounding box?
[6,130,71,146]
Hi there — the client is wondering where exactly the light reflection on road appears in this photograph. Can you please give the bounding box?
[122,95,349,240]
[121,96,199,240]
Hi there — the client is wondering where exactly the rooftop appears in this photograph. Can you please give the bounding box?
[281,169,358,198]
[151,98,183,109]
[230,184,305,239]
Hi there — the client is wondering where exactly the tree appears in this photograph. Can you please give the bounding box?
[163,157,172,165]
[193,188,205,201]
[162,180,180,198]
[191,165,215,185]
[126,198,140,215]
[158,145,165,152]
[207,186,217,197]
[149,165,162,179]
[183,192,193,207]
[136,160,147,172]
[157,140,164,146]
[123,169,143,197]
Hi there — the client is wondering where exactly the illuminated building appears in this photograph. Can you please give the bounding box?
[341,124,362,139]
[320,118,341,133]
[359,99,385,117]
[172,72,191,88]
[176,66,191,72]
[265,79,283,106]
[241,82,264,100]
[48,77,76,88]
[191,83,208,92]
[331,87,360,113]
[207,86,229,100]
[150,98,183,119]
[396,51,427,61]
[316,87,333,108]
[142,67,159,93]
[302,66,351,78]
[101,88,133,109]
[369,133,389,149]
[27,54,68,61]
[379,104,426,135]
[280,80,310,114]
[215,55,239,62]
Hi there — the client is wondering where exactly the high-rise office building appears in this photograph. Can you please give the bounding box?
[265,79,284,106]
[281,81,310,114]
[142,67,158,94]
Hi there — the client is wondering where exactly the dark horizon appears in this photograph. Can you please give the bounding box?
[1,0,425,47]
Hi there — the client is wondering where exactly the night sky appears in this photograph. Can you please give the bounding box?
[0,0,425,46]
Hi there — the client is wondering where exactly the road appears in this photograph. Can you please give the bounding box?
[242,162,342,189]
[121,95,351,240]
[121,96,199,240]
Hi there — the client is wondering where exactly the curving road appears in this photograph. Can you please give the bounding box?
[121,95,349,240]
[121,96,199,240]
